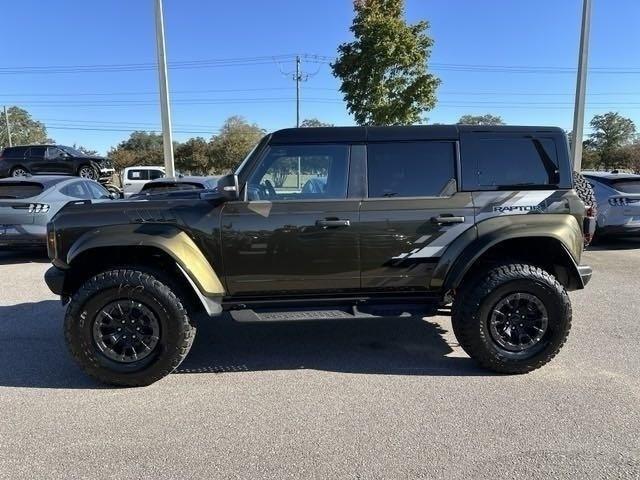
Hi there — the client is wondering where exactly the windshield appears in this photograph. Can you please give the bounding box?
[60,146,86,157]
[234,137,266,175]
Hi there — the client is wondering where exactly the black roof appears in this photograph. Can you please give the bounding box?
[269,125,564,144]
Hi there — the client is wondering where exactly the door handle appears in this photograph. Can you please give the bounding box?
[431,215,465,225]
[316,219,351,228]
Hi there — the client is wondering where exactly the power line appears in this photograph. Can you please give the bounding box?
[1,53,639,75]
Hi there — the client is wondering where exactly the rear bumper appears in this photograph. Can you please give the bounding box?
[0,225,46,247]
[44,266,66,295]
[597,224,640,237]
[578,265,593,287]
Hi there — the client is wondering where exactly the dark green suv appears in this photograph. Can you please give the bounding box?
[44,125,593,386]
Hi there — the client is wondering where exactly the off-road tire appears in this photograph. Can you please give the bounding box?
[452,263,571,374]
[64,269,195,386]
[573,170,596,211]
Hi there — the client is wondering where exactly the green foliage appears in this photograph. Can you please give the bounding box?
[108,131,165,172]
[175,137,212,174]
[300,118,334,128]
[332,0,440,126]
[585,112,636,170]
[457,114,505,126]
[0,106,50,148]
[209,116,264,173]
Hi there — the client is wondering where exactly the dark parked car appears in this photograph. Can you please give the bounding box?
[131,175,221,199]
[0,175,114,248]
[0,145,114,181]
[45,125,593,386]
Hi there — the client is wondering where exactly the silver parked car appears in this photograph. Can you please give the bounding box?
[0,175,114,248]
[583,171,640,238]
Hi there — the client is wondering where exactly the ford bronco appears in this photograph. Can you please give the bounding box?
[44,125,593,386]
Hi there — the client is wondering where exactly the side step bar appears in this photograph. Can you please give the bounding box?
[229,303,440,323]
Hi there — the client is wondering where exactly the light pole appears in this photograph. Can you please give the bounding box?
[571,0,592,171]
[154,0,175,177]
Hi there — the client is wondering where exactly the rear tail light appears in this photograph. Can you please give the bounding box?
[11,203,49,213]
[608,197,628,206]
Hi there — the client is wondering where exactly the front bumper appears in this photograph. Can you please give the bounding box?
[44,266,66,295]
[578,265,593,287]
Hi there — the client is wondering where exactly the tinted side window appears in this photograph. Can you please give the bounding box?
[367,142,456,198]
[462,134,562,189]
[2,147,27,158]
[61,182,91,199]
[46,147,64,159]
[127,169,149,180]
[28,146,46,158]
[149,169,165,180]
[247,144,349,201]
[86,181,110,199]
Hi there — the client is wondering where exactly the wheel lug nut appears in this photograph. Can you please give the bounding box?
[123,335,127,339]
[117,328,121,331]
[136,327,140,331]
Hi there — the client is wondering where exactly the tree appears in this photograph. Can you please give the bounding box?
[108,131,165,172]
[331,0,440,126]
[0,106,49,148]
[175,137,213,174]
[300,118,334,128]
[210,116,264,173]
[585,112,636,170]
[457,114,505,126]
[623,141,640,174]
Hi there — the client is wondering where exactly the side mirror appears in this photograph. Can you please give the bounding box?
[216,173,240,201]
[109,192,119,200]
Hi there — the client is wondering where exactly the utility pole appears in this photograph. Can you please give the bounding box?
[154,0,175,177]
[3,106,12,147]
[571,0,592,171]
[295,55,301,128]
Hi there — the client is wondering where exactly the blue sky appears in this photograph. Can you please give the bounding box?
[0,0,639,154]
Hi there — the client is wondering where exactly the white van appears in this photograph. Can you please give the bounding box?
[122,166,165,198]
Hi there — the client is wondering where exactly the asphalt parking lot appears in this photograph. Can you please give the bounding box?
[0,244,639,479]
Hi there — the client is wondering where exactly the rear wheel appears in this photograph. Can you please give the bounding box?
[10,166,29,177]
[64,269,196,386]
[452,263,571,374]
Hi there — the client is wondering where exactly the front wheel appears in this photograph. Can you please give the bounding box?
[452,263,571,374]
[78,164,98,180]
[64,269,196,386]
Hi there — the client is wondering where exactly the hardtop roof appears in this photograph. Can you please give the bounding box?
[269,125,565,144]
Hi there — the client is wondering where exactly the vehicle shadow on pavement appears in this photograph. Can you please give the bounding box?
[0,303,489,389]
[178,313,490,377]
[0,300,102,389]
[0,249,49,265]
